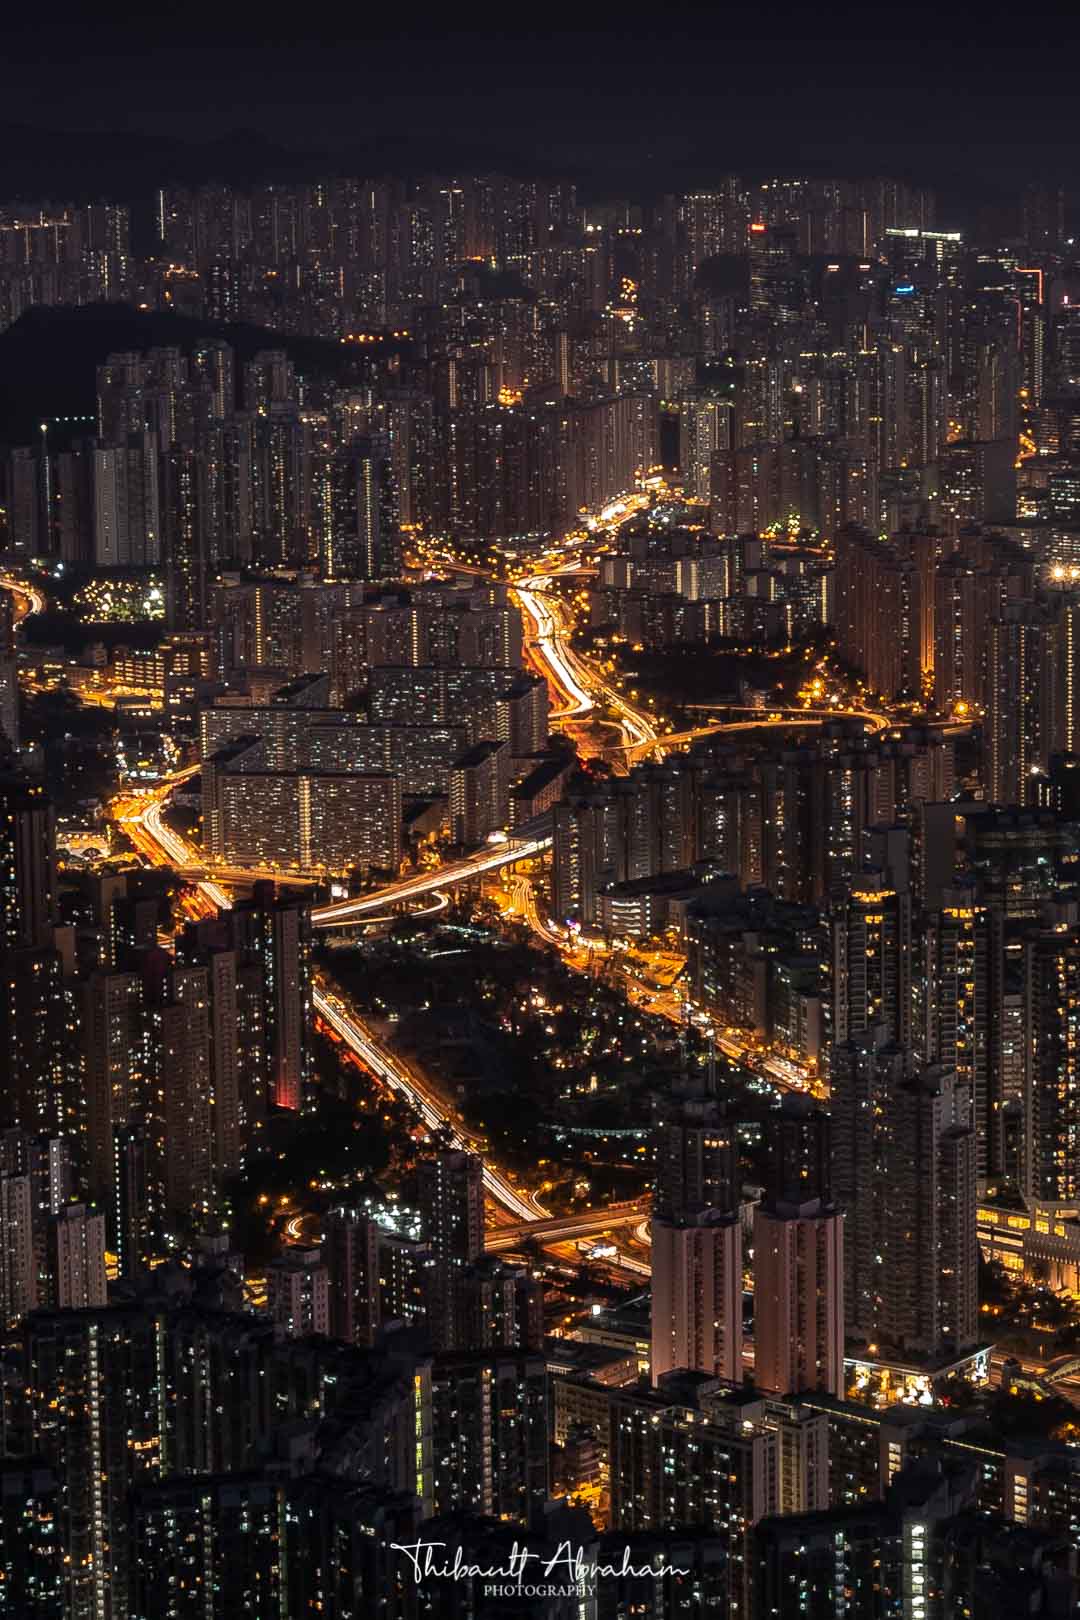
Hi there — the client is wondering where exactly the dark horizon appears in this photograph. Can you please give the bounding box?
[2,13,1079,221]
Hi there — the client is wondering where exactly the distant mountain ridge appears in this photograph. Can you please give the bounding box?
[0,303,407,447]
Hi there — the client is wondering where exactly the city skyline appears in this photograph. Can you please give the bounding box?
[0,17,1077,215]
[5,18,1080,1615]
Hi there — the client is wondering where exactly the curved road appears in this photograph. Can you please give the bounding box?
[315,989,545,1222]
[121,781,550,1221]
[515,571,662,755]
[2,555,869,1234]
[623,703,890,763]
[311,835,551,927]
[3,573,555,1225]
[0,574,47,620]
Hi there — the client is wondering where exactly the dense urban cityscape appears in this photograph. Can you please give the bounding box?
[5,23,1080,1617]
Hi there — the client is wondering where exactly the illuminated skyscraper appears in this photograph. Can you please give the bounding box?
[320,435,399,580]
[985,603,1063,806]
[418,1150,483,1349]
[681,182,747,272]
[142,960,214,1224]
[92,433,160,567]
[1019,919,1080,1206]
[202,739,402,874]
[111,1122,157,1281]
[882,1065,977,1357]
[81,971,145,1200]
[832,1039,977,1359]
[680,388,735,501]
[418,1150,483,1271]
[449,739,511,843]
[831,873,912,1047]
[0,778,72,1141]
[650,1210,743,1384]
[0,1172,35,1327]
[914,888,992,1177]
[430,1349,549,1527]
[833,527,930,700]
[654,1096,738,1219]
[225,884,314,1114]
[650,1094,742,1384]
[752,1102,844,1398]
[0,776,57,951]
[266,1246,330,1338]
[325,1208,381,1347]
[46,1204,107,1310]
[0,591,17,751]
[609,1378,778,1619]
[0,1463,64,1618]
[831,1033,903,1343]
[161,446,208,629]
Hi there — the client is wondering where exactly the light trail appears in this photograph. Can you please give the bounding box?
[141,796,229,909]
[115,772,550,1223]
[506,871,820,1097]
[515,572,662,753]
[504,874,566,948]
[511,512,664,758]
[311,836,552,925]
[622,705,890,763]
[114,767,534,919]
[99,536,844,1230]
[11,570,548,1225]
[314,990,544,1222]
[607,1253,651,1277]
[491,1204,648,1238]
[515,578,594,719]
[0,574,47,618]
[485,1201,649,1249]
[411,890,450,918]
[113,769,233,909]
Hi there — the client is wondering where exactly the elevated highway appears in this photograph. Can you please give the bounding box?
[484,1199,650,1251]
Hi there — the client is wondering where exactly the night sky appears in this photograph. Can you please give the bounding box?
[1,9,1078,220]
